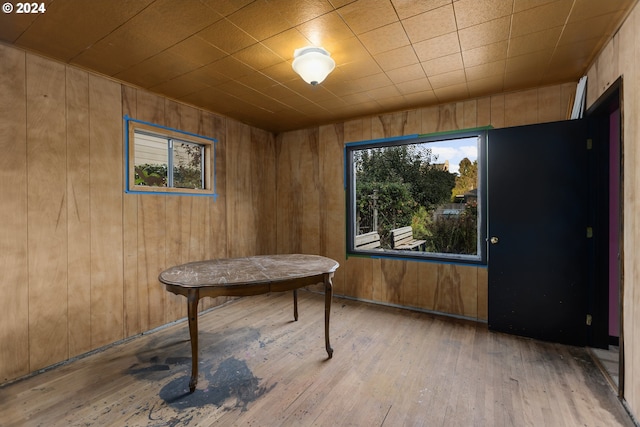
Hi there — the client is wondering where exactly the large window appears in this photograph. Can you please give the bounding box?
[125,116,217,197]
[346,130,487,264]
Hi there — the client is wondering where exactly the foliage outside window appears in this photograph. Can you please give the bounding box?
[346,130,486,264]
[126,117,216,197]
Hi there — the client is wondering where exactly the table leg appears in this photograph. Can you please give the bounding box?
[324,273,333,358]
[293,289,298,321]
[187,289,200,393]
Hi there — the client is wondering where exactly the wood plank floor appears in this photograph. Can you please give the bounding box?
[0,291,634,426]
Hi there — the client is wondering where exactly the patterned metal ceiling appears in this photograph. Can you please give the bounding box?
[0,0,634,132]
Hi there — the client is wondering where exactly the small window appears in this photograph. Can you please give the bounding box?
[125,116,216,197]
[346,129,487,264]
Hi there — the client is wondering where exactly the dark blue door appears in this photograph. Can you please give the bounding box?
[487,119,589,346]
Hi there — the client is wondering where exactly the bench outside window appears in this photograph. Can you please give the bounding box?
[355,231,381,250]
[390,226,426,251]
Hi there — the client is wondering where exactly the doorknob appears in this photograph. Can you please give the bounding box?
[490,236,499,244]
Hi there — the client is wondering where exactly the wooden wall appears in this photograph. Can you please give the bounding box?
[585,1,640,419]
[276,84,576,321]
[0,43,276,384]
[1,38,606,405]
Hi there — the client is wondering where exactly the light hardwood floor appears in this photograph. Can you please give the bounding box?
[0,291,634,426]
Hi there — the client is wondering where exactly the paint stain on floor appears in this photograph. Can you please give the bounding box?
[159,357,277,411]
[125,326,276,414]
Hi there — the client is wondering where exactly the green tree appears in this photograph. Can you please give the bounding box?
[451,157,477,200]
[354,144,456,246]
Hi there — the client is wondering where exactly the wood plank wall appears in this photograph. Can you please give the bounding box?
[276,85,576,322]
[1,40,603,406]
[0,44,276,384]
[585,1,640,419]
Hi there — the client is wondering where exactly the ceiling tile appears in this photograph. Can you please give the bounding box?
[233,43,284,70]
[199,0,255,17]
[216,81,284,112]
[11,0,153,60]
[503,71,543,90]
[559,14,621,46]
[0,8,39,42]
[422,53,464,76]
[171,37,228,67]
[184,64,232,87]
[511,0,573,37]
[197,19,257,54]
[505,50,552,75]
[465,60,506,81]
[329,36,373,66]
[351,72,394,91]
[359,22,411,55]
[261,61,300,84]
[386,64,427,84]
[513,0,563,14]
[114,51,196,88]
[467,75,504,97]
[391,0,451,19]
[373,45,420,71]
[507,27,562,56]
[453,0,513,29]
[429,69,467,89]
[336,55,382,80]
[70,30,159,76]
[337,0,399,34]
[1,0,633,133]
[403,89,438,106]
[367,85,402,100]
[227,0,291,41]
[433,82,470,102]
[150,75,210,99]
[179,87,237,114]
[205,56,255,80]
[262,29,312,60]
[402,4,457,43]
[413,32,461,62]
[395,78,433,94]
[568,0,634,23]
[462,40,508,67]
[551,38,599,63]
[296,11,356,47]
[267,0,335,26]
[235,71,281,91]
[458,16,511,51]
[323,76,369,96]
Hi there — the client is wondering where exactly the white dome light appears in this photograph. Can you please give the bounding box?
[292,46,336,86]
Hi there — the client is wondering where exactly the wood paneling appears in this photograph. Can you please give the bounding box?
[66,66,92,357]
[26,54,68,371]
[585,2,638,417]
[225,120,277,257]
[0,39,613,411]
[318,123,346,292]
[0,44,29,382]
[249,127,277,255]
[89,74,124,349]
[276,128,322,255]
[275,81,576,323]
[0,46,267,384]
[122,85,141,337]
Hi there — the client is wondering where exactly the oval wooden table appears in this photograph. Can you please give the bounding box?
[158,254,340,392]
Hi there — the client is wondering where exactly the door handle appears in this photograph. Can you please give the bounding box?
[490,236,499,244]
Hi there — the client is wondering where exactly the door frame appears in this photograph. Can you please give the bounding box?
[585,76,624,398]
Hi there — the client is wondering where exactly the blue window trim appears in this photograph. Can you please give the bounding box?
[344,127,491,266]
[124,115,218,199]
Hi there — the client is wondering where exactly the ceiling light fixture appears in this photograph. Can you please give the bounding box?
[292,46,335,86]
